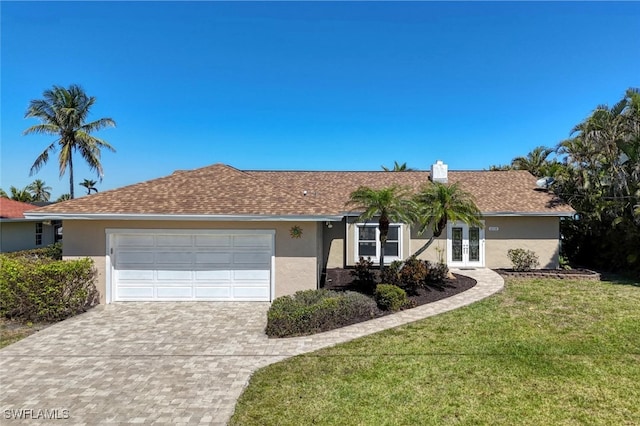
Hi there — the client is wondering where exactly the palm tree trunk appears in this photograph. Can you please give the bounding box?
[412,235,436,258]
[69,153,74,199]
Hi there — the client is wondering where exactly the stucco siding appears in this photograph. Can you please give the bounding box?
[0,221,55,253]
[63,220,319,304]
[484,216,560,269]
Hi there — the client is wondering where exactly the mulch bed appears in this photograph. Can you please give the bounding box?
[322,268,477,321]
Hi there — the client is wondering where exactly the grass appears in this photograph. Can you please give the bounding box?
[230,277,640,425]
[0,318,50,349]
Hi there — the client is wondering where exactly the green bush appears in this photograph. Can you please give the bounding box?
[398,257,428,294]
[5,242,63,261]
[426,261,449,284]
[266,289,377,337]
[374,284,407,312]
[0,255,98,322]
[507,248,540,271]
[380,260,402,287]
[350,257,377,293]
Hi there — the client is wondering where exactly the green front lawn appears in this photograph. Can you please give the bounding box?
[231,277,640,425]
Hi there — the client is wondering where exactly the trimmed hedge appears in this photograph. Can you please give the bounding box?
[266,289,378,337]
[5,242,63,261]
[0,255,99,322]
[374,284,407,312]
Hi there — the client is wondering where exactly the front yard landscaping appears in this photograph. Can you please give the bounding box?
[231,276,640,425]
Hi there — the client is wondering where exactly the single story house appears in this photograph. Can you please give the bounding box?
[0,198,60,253]
[26,162,574,304]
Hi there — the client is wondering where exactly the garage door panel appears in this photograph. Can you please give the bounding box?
[117,251,154,265]
[156,235,192,247]
[113,231,272,302]
[195,235,232,248]
[156,286,193,299]
[194,286,232,299]
[118,235,155,247]
[233,287,270,299]
[118,286,154,299]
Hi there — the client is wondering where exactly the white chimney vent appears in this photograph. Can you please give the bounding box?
[431,160,448,183]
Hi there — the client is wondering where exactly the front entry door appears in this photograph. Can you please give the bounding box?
[447,222,484,268]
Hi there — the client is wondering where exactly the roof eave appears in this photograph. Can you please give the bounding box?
[481,211,575,217]
[22,212,344,222]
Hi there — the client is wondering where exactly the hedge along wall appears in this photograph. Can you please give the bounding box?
[0,255,99,322]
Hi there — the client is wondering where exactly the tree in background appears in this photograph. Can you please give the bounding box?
[511,146,553,177]
[27,179,52,202]
[80,178,98,195]
[9,186,34,202]
[382,161,414,171]
[346,186,417,271]
[23,84,116,199]
[56,194,72,202]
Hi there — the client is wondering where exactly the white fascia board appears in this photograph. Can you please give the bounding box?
[23,212,345,222]
[481,211,575,217]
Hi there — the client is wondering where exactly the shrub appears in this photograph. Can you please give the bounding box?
[0,255,98,322]
[507,248,540,271]
[426,261,449,284]
[350,257,377,293]
[398,257,428,294]
[380,260,402,287]
[374,284,407,312]
[266,289,377,337]
[5,242,63,261]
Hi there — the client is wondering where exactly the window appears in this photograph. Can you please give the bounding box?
[355,223,402,264]
[35,222,43,246]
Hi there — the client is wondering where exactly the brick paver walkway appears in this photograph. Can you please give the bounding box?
[0,268,503,425]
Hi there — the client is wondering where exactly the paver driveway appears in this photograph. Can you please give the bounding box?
[0,268,503,425]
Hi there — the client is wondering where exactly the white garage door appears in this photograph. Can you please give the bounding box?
[111,230,273,301]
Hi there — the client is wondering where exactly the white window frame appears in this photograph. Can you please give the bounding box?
[35,222,43,246]
[353,223,402,264]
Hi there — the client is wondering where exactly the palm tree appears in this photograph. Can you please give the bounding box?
[56,193,71,202]
[412,182,483,257]
[23,84,116,199]
[80,178,98,195]
[381,161,414,171]
[0,188,7,198]
[346,185,417,271]
[9,186,34,202]
[511,146,554,177]
[27,179,52,202]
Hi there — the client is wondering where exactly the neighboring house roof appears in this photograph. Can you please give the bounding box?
[26,163,575,219]
[0,198,39,219]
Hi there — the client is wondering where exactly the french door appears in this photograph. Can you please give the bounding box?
[447,222,485,268]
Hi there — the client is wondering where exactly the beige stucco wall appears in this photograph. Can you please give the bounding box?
[484,216,560,269]
[0,221,56,253]
[63,220,320,304]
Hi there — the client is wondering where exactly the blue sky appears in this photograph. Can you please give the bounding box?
[1,1,639,199]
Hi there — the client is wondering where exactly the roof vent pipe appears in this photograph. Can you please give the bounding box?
[431,160,448,183]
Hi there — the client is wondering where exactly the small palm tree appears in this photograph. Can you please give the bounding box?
[27,179,52,202]
[412,182,483,257]
[0,188,7,198]
[56,193,72,202]
[9,186,34,203]
[346,185,417,271]
[80,178,98,195]
[23,84,116,199]
[381,161,414,172]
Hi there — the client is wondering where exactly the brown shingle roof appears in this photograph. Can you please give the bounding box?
[30,164,574,217]
[0,198,38,219]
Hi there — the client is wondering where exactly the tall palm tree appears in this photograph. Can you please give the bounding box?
[80,178,98,195]
[346,185,417,271]
[27,179,52,202]
[9,186,34,203]
[412,182,483,257]
[381,161,414,172]
[511,146,554,177]
[23,84,116,199]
